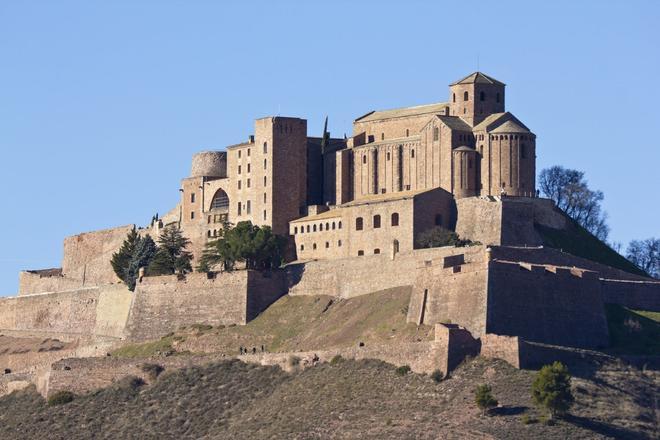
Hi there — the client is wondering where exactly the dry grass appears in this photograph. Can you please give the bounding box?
[0,356,656,439]
[113,287,432,358]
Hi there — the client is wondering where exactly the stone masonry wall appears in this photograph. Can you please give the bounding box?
[124,271,287,342]
[18,271,83,296]
[0,285,132,339]
[601,278,660,312]
[286,246,485,299]
[486,261,609,349]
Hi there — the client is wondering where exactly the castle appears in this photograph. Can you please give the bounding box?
[1,72,659,393]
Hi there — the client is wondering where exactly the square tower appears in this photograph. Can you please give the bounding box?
[449,72,505,126]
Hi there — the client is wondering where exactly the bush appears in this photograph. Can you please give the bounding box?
[474,384,498,415]
[521,414,537,425]
[415,227,473,249]
[116,375,146,391]
[430,369,444,383]
[395,365,411,376]
[532,361,574,418]
[330,355,344,365]
[48,390,75,406]
[140,363,165,381]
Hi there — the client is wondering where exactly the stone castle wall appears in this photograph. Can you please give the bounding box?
[286,246,484,299]
[601,278,660,312]
[124,271,287,342]
[0,285,133,340]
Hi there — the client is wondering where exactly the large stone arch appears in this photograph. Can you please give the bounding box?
[209,188,229,212]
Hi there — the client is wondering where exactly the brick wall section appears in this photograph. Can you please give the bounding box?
[61,225,135,285]
[286,246,484,299]
[124,271,287,342]
[601,279,660,312]
[485,261,610,349]
[0,285,132,339]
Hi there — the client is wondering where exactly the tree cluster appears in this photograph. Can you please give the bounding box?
[197,221,285,273]
[626,238,659,279]
[111,226,192,291]
[415,227,474,249]
[539,166,609,241]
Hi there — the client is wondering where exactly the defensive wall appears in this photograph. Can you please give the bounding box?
[2,271,287,344]
[39,323,478,398]
[285,245,485,299]
[124,270,286,342]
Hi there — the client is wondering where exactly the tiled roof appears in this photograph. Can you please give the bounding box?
[491,120,530,134]
[472,113,507,131]
[354,102,448,122]
[290,209,343,223]
[436,115,472,131]
[450,72,505,86]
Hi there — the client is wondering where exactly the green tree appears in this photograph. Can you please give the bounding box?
[531,361,574,418]
[474,384,498,415]
[110,227,141,285]
[147,226,193,276]
[415,227,472,249]
[126,235,157,291]
[197,221,285,272]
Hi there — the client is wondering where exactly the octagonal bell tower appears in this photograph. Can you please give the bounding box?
[449,72,505,126]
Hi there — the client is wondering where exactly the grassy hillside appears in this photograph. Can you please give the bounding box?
[113,287,433,358]
[0,356,657,439]
[535,220,647,277]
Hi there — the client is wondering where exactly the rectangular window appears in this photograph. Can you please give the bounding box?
[264,176,267,187]
[247,148,251,156]
[190,193,195,203]
[238,165,241,174]
[247,200,251,214]
[238,180,241,190]
[237,202,242,216]
[238,150,241,158]
[263,210,267,220]
[190,211,195,220]
[247,178,251,188]
[263,193,267,203]
[247,163,251,173]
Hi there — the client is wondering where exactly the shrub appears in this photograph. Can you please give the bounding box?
[330,355,344,365]
[430,369,444,383]
[474,384,498,415]
[140,363,165,381]
[395,365,411,376]
[48,390,75,406]
[286,355,301,371]
[116,375,146,391]
[532,361,574,418]
[521,414,537,425]
[415,227,473,249]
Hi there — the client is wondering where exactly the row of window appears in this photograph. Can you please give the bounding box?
[355,213,399,230]
[237,141,269,160]
[300,240,343,251]
[294,220,343,234]
[238,159,268,175]
[237,176,268,190]
[452,91,501,103]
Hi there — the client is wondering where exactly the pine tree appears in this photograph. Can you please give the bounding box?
[110,227,140,284]
[532,361,574,418]
[147,226,192,276]
[126,235,157,291]
[474,384,498,415]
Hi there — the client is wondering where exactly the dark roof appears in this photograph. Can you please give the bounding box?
[450,72,505,86]
[436,115,473,132]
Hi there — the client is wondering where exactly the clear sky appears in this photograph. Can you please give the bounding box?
[1,0,658,295]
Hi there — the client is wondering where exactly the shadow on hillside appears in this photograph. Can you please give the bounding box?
[564,414,650,440]
[490,406,526,416]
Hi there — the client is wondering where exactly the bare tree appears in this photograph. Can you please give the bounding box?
[626,238,659,279]
[539,166,609,241]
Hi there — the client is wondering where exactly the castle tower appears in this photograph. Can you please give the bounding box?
[449,72,505,126]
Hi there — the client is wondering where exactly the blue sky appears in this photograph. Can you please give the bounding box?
[0,1,658,295]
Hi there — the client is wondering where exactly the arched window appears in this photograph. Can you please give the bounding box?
[306,225,310,233]
[313,224,317,232]
[319,223,323,231]
[294,226,298,234]
[300,244,304,251]
[313,243,317,250]
[363,155,367,164]
[356,217,363,231]
[325,222,329,230]
[332,222,336,230]
[338,240,342,247]
[373,214,381,228]
[411,149,415,158]
[463,91,469,101]
[210,189,229,211]
[480,91,485,101]
[338,221,342,229]
[391,213,399,226]
[263,142,268,153]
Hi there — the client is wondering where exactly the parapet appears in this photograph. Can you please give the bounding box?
[190,151,227,178]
